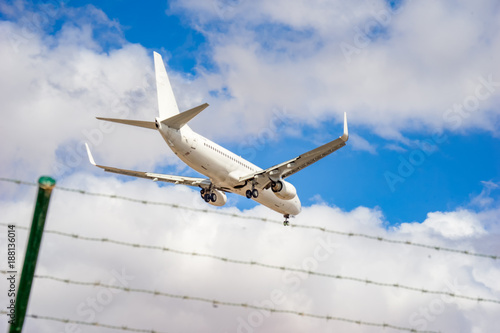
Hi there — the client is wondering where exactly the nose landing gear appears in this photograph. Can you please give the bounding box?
[283,214,290,226]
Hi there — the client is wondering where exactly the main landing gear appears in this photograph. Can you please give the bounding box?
[245,188,259,199]
[200,188,217,203]
[283,214,290,226]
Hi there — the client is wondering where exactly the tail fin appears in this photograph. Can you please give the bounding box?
[154,52,179,119]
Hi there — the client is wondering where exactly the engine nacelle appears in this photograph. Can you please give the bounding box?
[271,180,297,200]
[208,189,227,207]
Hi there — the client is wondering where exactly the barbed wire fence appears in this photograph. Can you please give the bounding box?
[2,177,498,260]
[0,310,168,333]
[0,274,441,333]
[1,177,499,333]
[2,224,498,305]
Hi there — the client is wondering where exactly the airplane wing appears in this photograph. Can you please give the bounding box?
[239,113,349,188]
[85,143,212,188]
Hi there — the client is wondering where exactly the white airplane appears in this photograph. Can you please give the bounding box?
[86,52,349,225]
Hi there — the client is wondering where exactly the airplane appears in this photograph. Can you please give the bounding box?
[85,52,349,226]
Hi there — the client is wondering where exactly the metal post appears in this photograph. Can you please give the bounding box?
[9,176,56,333]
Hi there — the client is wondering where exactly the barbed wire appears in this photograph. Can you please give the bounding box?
[0,275,440,333]
[0,310,167,333]
[3,224,498,305]
[1,177,498,260]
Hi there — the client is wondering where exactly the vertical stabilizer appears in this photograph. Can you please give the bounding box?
[154,52,179,119]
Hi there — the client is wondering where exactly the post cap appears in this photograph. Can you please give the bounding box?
[38,176,56,190]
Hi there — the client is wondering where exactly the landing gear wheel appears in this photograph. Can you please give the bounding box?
[245,189,252,199]
[210,192,217,202]
[204,193,211,202]
[252,189,259,198]
[200,189,205,199]
[283,214,290,226]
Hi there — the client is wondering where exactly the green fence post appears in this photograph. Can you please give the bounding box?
[9,176,56,333]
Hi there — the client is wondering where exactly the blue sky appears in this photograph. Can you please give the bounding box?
[15,1,500,224]
[1,1,499,332]
[0,1,500,224]
[67,0,207,72]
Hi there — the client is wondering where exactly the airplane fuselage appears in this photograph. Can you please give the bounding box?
[157,123,302,216]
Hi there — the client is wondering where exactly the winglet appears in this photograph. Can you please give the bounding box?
[85,143,97,166]
[341,112,349,142]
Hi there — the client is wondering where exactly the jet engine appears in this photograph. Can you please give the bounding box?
[271,180,297,200]
[201,188,227,207]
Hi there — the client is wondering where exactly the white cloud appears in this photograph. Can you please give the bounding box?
[3,0,498,183]
[0,10,189,182]
[349,133,378,154]
[169,0,500,140]
[399,209,487,240]
[0,173,499,333]
[0,3,499,332]
[384,143,407,152]
[469,180,500,208]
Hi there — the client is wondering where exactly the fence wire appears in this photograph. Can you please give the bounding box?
[0,310,167,333]
[0,276,440,333]
[2,177,496,333]
[3,224,498,305]
[1,177,497,261]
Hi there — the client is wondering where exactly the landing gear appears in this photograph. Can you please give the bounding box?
[283,214,290,226]
[201,188,217,203]
[201,189,211,202]
[245,188,259,199]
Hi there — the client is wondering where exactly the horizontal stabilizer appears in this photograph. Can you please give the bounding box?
[160,103,209,130]
[96,117,157,130]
